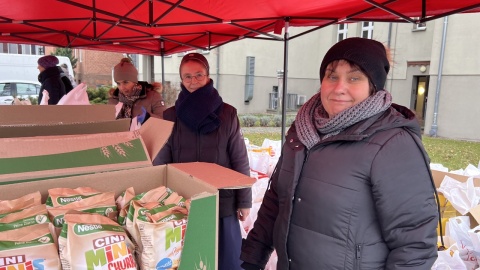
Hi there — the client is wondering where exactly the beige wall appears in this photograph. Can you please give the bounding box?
[423,14,480,140]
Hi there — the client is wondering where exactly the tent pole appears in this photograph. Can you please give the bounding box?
[150,55,155,82]
[429,16,448,137]
[280,18,290,146]
[161,39,166,94]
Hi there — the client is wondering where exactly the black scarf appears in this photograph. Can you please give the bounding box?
[175,79,223,134]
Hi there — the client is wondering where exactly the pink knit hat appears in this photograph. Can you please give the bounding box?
[114,58,138,83]
[37,55,59,69]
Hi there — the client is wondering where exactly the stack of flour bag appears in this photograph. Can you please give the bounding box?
[0,186,189,270]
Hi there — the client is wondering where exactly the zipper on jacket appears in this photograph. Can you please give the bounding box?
[196,132,200,160]
[355,244,362,269]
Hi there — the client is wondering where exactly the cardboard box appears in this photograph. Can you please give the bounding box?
[433,169,480,229]
[0,163,254,270]
[0,117,255,269]
[0,117,171,183]
[0,105,130,138]
[431,169,477,188]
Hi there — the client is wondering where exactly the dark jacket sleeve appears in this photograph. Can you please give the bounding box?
[152,108,175,166]
[227,109,252,209]
[61,76,74,94]
[371,130,438,270]
[43,77,66,105]
[240,156,281,268]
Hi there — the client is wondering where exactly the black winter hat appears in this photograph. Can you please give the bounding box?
[319,37,390,91]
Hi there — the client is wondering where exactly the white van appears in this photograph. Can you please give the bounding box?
[0,53,74,83]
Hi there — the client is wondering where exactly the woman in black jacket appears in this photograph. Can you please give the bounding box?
[241,38,438,270]
[153,53,252,270]
[37,55,66,104]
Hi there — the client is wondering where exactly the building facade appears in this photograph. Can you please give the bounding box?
[2,13,478,141]
[70,50,124,87]
[138,13,480,141]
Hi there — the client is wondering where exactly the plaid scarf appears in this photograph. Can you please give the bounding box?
[295,90,392,149]
[116,84,143,119]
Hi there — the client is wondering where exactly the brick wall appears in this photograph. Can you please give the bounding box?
[45,47,123,88]
[76,50,124,88]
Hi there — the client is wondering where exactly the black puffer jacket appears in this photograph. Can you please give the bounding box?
[153,103,252,217]
[38,66,66,105]
[241,104,438,270]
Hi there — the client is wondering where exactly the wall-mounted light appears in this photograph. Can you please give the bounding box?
[419,65,427,73]
[418,86,425,95]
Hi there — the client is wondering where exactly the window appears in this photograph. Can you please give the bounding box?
[361,22,374,39]
[0,83,12,96]
[20,44,31,54]
[8,43,18,54]
[16,83,40,96]
[337,24,348,42]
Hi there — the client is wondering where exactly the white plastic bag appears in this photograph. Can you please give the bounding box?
[431,243,468,270]
[446,216,478,269]
[39,89,49,105]
[438,176,480,215]
[467,225,480,264]
[261,138,281,158]
[249,149,271,175]
[57,83,89,105]
[115,102,123,118]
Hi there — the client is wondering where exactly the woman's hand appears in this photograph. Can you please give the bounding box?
[237,208,250,221]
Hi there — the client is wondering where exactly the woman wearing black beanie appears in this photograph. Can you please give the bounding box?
[241,38,438,270]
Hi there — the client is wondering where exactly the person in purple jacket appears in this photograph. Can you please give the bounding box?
[153,53,252,270]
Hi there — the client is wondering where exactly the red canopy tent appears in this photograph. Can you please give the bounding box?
[0,0,479,55]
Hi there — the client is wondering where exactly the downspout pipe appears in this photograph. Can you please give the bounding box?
[387,22,392,48]
[429,16,448,137]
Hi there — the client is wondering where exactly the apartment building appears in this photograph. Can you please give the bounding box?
[1,13,478,141]
[138,13,480,141]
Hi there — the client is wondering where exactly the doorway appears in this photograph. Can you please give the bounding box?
[411,76,429,129]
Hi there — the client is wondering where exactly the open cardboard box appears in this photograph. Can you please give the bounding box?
[0,105,130,138]
[433,169,480,228]
[0,117,170,183]
[0,117,255,269]
[0,163,254,270]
